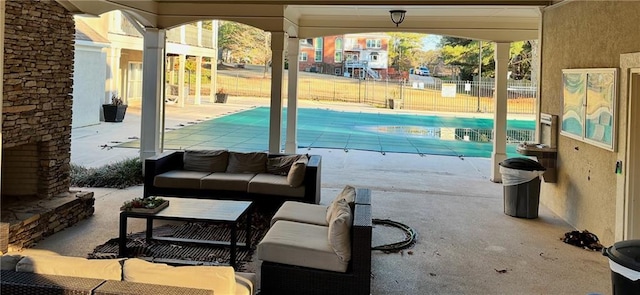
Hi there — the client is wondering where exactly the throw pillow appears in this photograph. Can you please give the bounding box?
[326,185,357,223]
[123,258,236,294]
[15,255,123,280]
[226,152,268,173]
[183,149,229,172]
[328,199,353,263]
[266,154,301,175]
[286,155,309,187]
[1,254,23,270]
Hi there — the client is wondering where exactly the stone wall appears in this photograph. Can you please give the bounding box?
[2,0,75,197]
[3,192,95,251]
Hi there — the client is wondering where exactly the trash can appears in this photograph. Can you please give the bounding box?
[499,157,546,218]
[602,239,640,295]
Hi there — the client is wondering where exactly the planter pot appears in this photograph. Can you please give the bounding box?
[103,104,128,122]
[215,93,228,103]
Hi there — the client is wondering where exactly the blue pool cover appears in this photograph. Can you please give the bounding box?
[118,107,535,158]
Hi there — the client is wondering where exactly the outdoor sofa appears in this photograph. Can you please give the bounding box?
[144,150,322,205]
[258,187,372,295]
[0,254,255,295]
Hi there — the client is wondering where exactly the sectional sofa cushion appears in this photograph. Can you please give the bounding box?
[201,173,256,191]
[1,254,23,270]
[123,258,237,295]
[326,185,356,223]
[269,201,329,227]
[328,199,353,263]
[226,152,268,173]
[287,156,309,187]
[15,255,123,280]
[258,220,349,273]
[266,154,302,175]
[154,170,211,189]
[183,149,229,172]
[248,173,306,197]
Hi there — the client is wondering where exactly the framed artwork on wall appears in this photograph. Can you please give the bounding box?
[561,68,618,151]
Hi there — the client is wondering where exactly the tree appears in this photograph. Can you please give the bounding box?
[218,21,271,69]
[440,36,535,81]
[387,33,426,73]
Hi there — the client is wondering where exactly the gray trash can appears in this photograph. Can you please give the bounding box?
[499,158,546,218]
[602,239,640,295]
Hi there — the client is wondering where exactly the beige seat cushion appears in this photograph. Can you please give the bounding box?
[123,258,237,295]
[154,170,211,189]
[235,272,256,295]
[226,152,268,173]
[328,199,353,263]
[15,255,123,280]
[258,221,348,273]
[326,185,357,223]
[287,156,308,187]
[270,201,328,227]
[248,173,306,198]
[183,149,229,172]
[201,173,255,191]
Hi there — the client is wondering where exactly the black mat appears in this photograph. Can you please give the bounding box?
[89,209,273,271]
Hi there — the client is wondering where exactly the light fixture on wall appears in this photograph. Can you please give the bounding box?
[389,10,406,27]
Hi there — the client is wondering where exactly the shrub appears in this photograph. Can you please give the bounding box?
[71,158,143,189]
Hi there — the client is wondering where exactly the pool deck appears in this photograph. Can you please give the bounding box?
[30,97,610,294]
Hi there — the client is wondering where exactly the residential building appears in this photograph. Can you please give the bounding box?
[299,33,390,80]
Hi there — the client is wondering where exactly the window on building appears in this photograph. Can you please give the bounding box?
[369,52,379,62]
[314,37,323,62]
[300,52,308,61]
[334,68,342,75]
[366,39,381,49]
[335,38,343,62]
[127,62,143,100]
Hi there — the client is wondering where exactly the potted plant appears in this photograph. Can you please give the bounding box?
[103,94,127,122]
[215,88,228,103]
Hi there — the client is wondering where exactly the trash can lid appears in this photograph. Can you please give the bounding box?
[603,239,640,272]
[498,157,546,171]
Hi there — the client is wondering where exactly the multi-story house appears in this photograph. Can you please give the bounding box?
[298,33,390,80]
[73,12,218,127]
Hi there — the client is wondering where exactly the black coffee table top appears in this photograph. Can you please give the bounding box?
[123,197,252,222]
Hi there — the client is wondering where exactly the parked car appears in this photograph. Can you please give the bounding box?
[417,66,431,76]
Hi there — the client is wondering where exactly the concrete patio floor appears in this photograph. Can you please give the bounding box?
[29,97,611,294]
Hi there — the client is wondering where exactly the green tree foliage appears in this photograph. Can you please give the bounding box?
[440,37,533,81]
[388,33,426,73]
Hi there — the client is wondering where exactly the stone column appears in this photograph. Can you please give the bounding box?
[490,42,510,182]
[285,37,300,153]
[140,28,167,162]
[269,32,286,153]
[209,20,219,103]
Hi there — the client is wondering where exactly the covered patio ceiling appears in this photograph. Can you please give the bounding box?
[56,0,562,41]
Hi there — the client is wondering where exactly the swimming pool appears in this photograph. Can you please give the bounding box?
[119,107,535,158]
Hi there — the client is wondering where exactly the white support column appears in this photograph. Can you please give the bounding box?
[106,47,122,103]
[195,56,202,105]
[209,20,219,103]
[269,32,286,153]
[178,54,186,107]
[285,37,300,153]
[490,42,510,182]
[140,28,167,162]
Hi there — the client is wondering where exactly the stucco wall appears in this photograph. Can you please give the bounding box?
[72,44,107,128]
[540,1,640,245]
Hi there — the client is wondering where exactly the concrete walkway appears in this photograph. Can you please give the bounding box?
[31,97,610,294]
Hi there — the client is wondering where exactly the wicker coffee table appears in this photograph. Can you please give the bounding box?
[118,197,253,268]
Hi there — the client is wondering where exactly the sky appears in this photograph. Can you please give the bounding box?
[422,35,442,51]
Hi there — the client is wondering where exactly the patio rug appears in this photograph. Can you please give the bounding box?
[88,208,274,272]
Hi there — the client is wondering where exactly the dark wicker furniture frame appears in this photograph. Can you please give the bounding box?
[260,188,372,295]
[144,151,322,205]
